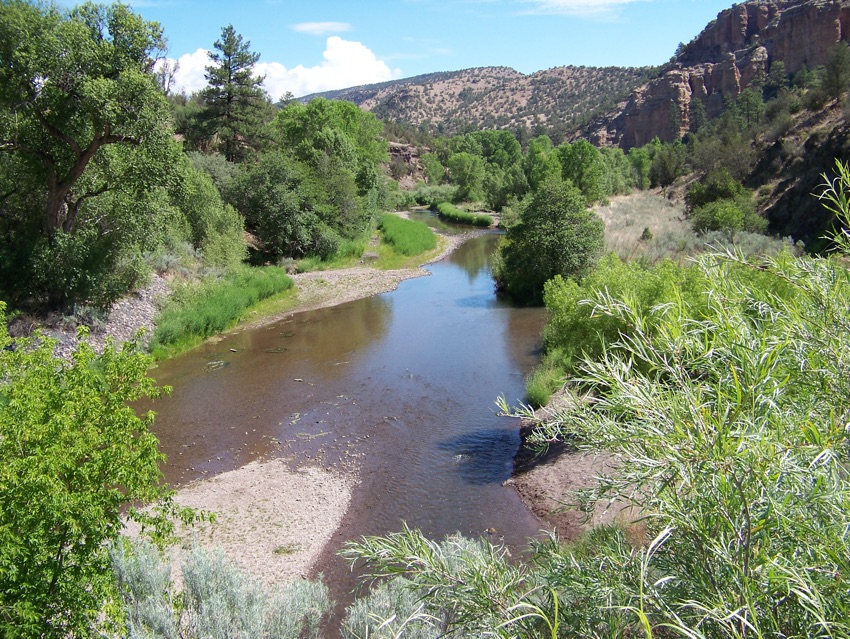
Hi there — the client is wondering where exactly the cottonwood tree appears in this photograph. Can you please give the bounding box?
[200,24,270,162]
[0,1,173,236]
[0,1,180,309]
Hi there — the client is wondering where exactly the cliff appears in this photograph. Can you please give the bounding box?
[589,0,850,148]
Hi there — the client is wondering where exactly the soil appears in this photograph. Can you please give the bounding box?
[508,390,637,542]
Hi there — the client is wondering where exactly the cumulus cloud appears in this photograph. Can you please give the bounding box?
[158,37,400,100]
[291,21,352,36]
[518,0,643,17]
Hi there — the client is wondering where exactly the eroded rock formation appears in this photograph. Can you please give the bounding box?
[590,0,850,149]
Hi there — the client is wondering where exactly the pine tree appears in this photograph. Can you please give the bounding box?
[200,25,269,162]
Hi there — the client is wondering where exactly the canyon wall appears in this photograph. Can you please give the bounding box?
[589,0,850,149]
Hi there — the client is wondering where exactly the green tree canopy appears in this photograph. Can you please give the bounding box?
[0,306,185,637]
[557,139,607,204]
[494,177,604,304]
[522,135,561,192]
[0,1,181,310]
[447,152,485,202]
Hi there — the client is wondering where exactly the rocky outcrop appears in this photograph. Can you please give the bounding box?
[591,0,850,149]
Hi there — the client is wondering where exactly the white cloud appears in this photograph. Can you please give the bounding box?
[518,0,643,17]
[158,37,400,100]
[291,21,352,36]
[159,48,211,95]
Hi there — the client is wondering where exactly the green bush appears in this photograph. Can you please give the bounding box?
[151,266,293,355]
[435,202,493,227]
[494,178,604,305]
[379,214,437,256]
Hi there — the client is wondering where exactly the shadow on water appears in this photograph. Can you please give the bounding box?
[438,428,519,486]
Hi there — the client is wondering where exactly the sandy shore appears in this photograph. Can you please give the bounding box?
[158,460,353,587]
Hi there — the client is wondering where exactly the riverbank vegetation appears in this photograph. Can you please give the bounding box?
[378,214,438,257]
[435,202,493,227]
[150,267,294,359]
[339,163,850,638]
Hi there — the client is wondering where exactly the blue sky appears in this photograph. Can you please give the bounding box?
[122,0,737,100]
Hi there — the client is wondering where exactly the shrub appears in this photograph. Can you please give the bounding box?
[379,214,437,256]
[435,202,493,227]
[111,541,329,638]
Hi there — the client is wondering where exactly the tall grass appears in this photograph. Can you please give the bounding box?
[151,266,293,358]
[435,202,493,227]
[379,214,437,256]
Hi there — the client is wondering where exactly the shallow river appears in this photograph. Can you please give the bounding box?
[146,223,547,610]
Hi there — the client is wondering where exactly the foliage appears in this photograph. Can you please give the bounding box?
[823,40,850,101]
[447,152,486,202]
[522,135,561,192]
[494,178,604,304]
[542,253,708,374]
[111,541,330,638]
[228,151,326,260]
[558,140,607,204]
[649,140,687,188]
[0,1,178,310]
[686,169,766,239]
[169,158,246,268]
[435,202,493,227]
[379,214,437,257]
[691,198,767,238]
[0,306,185,637]
[151,266,293,357]
[199,25,271,162]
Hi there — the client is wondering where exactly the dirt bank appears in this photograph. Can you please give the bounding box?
[509,391,635,541]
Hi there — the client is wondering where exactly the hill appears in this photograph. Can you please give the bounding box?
[301,65,655,139]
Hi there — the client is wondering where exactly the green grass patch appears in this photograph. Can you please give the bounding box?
[151,266,294,359]
[379,214,437,256]
[525,353,566,407]
[436,202,493,227]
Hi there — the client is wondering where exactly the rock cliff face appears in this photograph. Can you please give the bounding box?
[590,0,850,149]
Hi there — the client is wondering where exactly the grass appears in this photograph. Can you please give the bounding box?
[436,202,493,227]
[150,266,294,359]
[379,213,437,256]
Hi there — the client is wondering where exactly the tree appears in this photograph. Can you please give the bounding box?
[494,178,604,304]
[558,139,607,204]
[522,135,561,192]
[0,1,172,236]
[0,1,181,309]
[823,40,850,102]
[650,141,687,188]
[447,152,485,202]
[200,25,270,162]
[688,95,709,134]
[0,306,187,637]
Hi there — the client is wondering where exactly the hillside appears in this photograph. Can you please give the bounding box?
[302,65,655,138]
[587,0,850,147]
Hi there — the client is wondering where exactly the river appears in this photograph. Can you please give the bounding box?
[146,224,547,615]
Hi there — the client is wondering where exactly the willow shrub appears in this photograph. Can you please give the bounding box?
[378,214,436,256]
[343,163,850,637]
[151,266,293,357]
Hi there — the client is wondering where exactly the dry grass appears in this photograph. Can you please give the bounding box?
[596,192,691,261]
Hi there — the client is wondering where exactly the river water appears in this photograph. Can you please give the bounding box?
[146,224,547,611]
